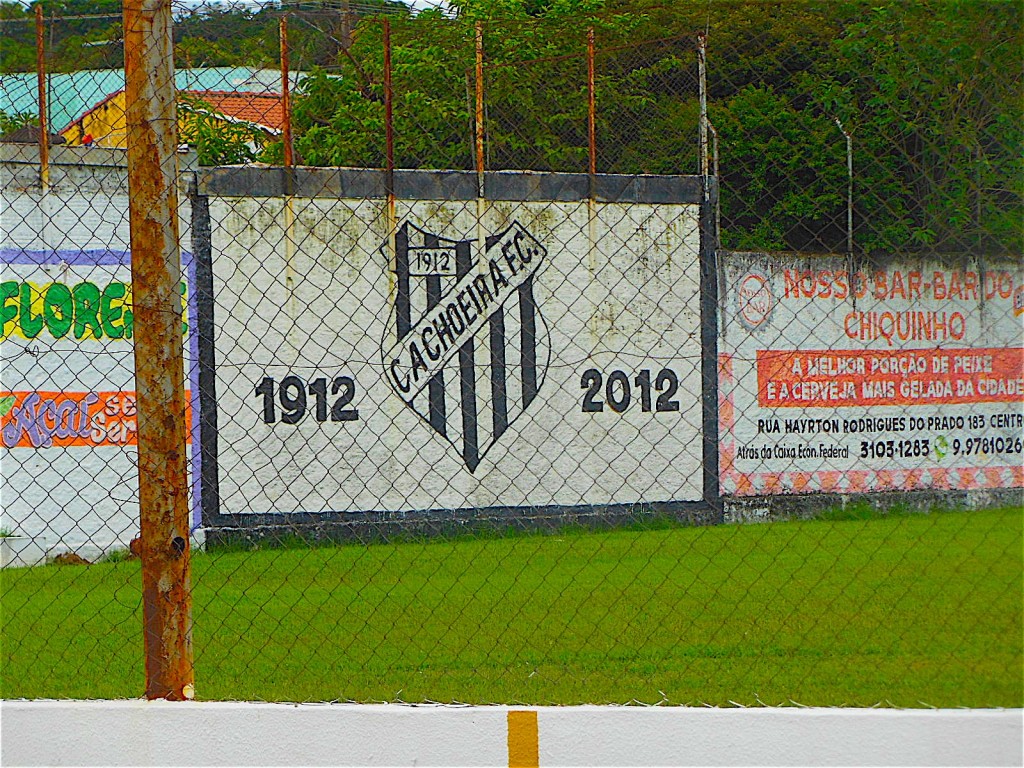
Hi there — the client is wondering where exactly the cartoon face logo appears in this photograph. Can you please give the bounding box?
[736,272,775,331]
[380,221,550,472]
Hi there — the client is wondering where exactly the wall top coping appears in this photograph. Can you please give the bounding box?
[1,150,711,204]
[0,143,198,171]
[198,166,712,204]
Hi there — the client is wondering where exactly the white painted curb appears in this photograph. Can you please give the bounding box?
[1,701,1021,767]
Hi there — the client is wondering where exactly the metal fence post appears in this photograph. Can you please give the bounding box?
[280,15,294,170]
[280,15,297,314]
[587,26,596,186]
[834,117,854,257]
[474,21,487,247]
[383,18,397,281]
[474,21,485,195]
[384,18,394,187]
[34,5,49,188]
[123,0,194,701]
[697,32,709,177]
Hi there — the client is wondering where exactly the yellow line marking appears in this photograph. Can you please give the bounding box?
[507,710,539,768]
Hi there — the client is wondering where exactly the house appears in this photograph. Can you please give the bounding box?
[1,67,299,148]
[60,89,286,150]
[178,89,287,143]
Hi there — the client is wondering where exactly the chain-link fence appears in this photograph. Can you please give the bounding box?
[1,0,1021,707]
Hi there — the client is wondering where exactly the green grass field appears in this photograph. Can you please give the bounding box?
[2,506,1021,706]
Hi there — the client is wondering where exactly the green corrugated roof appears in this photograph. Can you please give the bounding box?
[1,67,300,132]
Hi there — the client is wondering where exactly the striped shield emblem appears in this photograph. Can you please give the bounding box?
[381,221,550,472]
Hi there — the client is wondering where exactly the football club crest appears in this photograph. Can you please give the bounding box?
[381,221,551,471]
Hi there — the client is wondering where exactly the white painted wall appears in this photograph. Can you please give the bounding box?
[209,196,704,518]
[1,147,197,562]
[1,701,1020,767]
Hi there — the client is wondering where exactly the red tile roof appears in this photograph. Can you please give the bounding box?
[182,90,286,133]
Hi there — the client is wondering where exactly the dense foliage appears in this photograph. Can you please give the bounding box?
[0,0,405,72]
[178,95,267,166]
[2,0,1019,254]
[0,0,122,72]
[274,0,1024,253]
[285,0,1023,253]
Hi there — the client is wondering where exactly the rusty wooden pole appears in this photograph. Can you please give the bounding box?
[280,15,293,169]
[35,5,49,187]
[587,26,596,182]
[123,0,194,702]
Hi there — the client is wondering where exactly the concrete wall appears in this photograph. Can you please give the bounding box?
[201,170,708,531]
[3,701,1021,767]
[0,145,198,562]
[3,149,1020,562]
[2,152,715,559]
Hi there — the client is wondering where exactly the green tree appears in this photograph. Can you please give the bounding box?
[0,2,36,72]
[178,96,266,166]
[813,1,1023,253]
[0,110,38,135]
